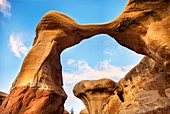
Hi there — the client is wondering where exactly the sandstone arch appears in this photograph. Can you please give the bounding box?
[0,0,170,113]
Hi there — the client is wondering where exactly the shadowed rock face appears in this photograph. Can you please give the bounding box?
[63,109,70,114]
[73,79,123,114]
[0,0,169,113]
[0,92,8,105]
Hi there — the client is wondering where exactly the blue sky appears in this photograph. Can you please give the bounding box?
[0,0,143,113]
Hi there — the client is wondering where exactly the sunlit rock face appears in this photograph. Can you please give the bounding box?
[0,0,170,113]
[117,56,170,114]
[73,79,123,114]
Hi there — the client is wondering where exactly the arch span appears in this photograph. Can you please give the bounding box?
[0,0,169,113]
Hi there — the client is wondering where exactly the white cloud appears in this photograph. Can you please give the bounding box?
[67,59,75,66]
[9,34,28,58]
[63,59,134,113]
[63,59,134,85]
[0,0,11,17]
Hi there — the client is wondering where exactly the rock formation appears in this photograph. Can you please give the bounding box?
[0,91,8,105]
[0,11,107,114]
[0,0,169,113]
[73,0,170,113]
[73,79,123,114]
[116,56,170,114]
[75,56,170,114]
[105,0,170,71]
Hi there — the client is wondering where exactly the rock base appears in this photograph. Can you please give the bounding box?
[0,86,66,114]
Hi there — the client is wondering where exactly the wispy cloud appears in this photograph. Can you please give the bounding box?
[0,0,11,17]
[63,59,134,84]
[67,59,75,66]
[9,34,28,58]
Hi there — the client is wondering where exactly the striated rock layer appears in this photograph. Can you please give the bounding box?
[0,86,66,114]
[0,0,169,113]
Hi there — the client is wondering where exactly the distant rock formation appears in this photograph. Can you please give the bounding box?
[0,91,8,105]
[0,0,169,113]
[73,79,123,114]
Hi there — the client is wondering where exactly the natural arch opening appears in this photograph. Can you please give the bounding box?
[61,34,143,113]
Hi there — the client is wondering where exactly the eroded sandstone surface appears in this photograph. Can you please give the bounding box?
[73,79,123,114]
[106,0,170,71]
[0,0,169,113]
[0,86,66,114]
[117,56,170,113]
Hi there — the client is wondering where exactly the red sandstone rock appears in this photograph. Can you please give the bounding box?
[0,86,66,114]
